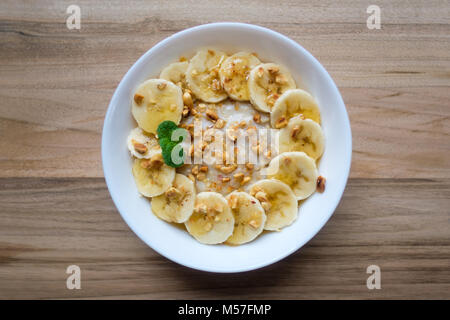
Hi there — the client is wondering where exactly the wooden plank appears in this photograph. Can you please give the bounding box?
[0,177,448,299]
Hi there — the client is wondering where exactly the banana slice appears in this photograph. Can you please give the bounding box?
[127,127,161,159]
[218,52,261,101]
[185,192,234,244]
[186,49,228,103]
[270,89,321,128]
[248,63,296,113]
[249,179,298,231]
[151,173,196,223]
[225,192,267,245]
[278,116,325,160]
[266,152,318,200]
[160,61,189,89]
[132,79,183,134]
[132,156,175,197]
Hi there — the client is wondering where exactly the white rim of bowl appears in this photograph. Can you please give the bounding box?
[102,22,352,273]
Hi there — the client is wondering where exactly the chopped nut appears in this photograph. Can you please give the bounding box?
[240,176,251,186]
[226,128,238,141]
[211,79,222,92]
[179,56,187,62]
[191,165,199,175]
[233,173,244,181]
[275,74,286,84]
[245,163,254,170]
[200,166,208,173]
[253,113,261,124]
[165,187,182,202]
[317,176,326,193]
[132,141,148,154]
[261,201,271,211]
[140,153,163,169]
[257,67,264,78]
[197,172,206,181]
[266,93,279,107]
[149,153,163,168]
[198,103,207,112]
[255,191,268,203]
[182,107,190,117]
[291,125,301,139]
[228,195,239,209]
[183,92,193,108]
[206,109,218,122]
[239,121,247,128]
[195,203,208,214]
[157,82,167,90]
[222,177,231,183]
[265,150,272,158]
[268,66,279,74]
[219,164,238,174]
[208,49,215,55]
[188,174,196,182]
[248,219,259,229]
[134,93,144,105]
[214,119,226,129]
[275,117,288,129]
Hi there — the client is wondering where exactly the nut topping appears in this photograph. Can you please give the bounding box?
[317,176,326,193]
[134,93,144,105]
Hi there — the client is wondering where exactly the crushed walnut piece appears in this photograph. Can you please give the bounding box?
[275,117,288,129]
[317,176,326,193]
[132,140,147,154]
[157,82,167,90]
[206,109,218,122]
[134,93,144,105]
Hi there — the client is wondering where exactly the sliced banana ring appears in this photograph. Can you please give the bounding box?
[132,156,175,197]
[266,152,318,200]
[131,79,183,134]
[249,179,298,231]
[151,173,196,223]
[127,127,161,159]
[278,116,325,160]
[186,49,228,103]
[225,192,267,245]
[248,63,296,113]
[270,89,321,128]
[159,61,189,89]
[219,52,261,101]
[185,192,234,244]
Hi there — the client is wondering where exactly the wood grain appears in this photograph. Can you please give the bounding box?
[0,177,448,299]
[0,0,449,299]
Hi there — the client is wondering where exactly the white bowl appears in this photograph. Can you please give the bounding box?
[102,22,352,273]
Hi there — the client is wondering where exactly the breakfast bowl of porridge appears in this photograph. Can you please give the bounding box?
[102,23,352,272]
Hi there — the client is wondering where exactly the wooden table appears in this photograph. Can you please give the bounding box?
[0,0,449,299]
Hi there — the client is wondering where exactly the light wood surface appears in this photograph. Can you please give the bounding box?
[0,0,449,299]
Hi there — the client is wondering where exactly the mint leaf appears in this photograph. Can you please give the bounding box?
[157,121,187,168]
